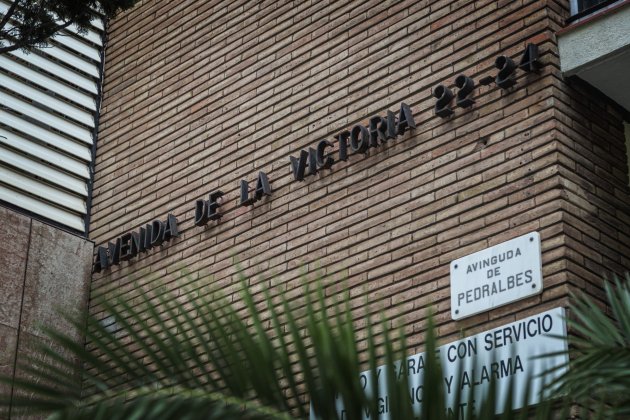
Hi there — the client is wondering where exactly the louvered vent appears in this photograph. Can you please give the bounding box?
[0,0,104,233]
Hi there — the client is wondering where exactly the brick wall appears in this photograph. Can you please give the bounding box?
[91,0,630,375]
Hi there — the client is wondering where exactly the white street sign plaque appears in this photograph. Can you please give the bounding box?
[313,307,568,419]
[450,232,543,320]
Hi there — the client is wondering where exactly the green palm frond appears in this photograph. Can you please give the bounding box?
[47,386,292,420]
[4,269,623,419]
[548,276,630,417]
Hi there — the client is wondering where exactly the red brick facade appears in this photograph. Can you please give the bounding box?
[91,0,630,359]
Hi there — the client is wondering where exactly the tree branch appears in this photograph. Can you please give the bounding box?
[1,1,135,55]
[49,20,74,35]
[0,0,18,33]
[0,43,20,54]
[0,20,73,54]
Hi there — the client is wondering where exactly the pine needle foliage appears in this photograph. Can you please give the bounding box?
[0,0,136,54]
[1,271,628,419]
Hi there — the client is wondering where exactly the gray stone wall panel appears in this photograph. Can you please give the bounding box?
[0,206,93,419]
[20,221,93,342]
[0,208,30,329]
[0,324,18,407]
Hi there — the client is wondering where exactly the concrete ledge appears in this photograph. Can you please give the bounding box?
[558,2,630,75]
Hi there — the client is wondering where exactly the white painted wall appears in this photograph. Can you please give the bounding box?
[558,5,630,114]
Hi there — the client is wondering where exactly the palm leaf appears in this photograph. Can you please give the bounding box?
[1,268,603,419]
[547,276,630,417]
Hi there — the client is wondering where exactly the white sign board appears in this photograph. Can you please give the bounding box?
[312,308,567,419]
[450,232,543,320]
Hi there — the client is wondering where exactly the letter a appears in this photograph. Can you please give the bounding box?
[163,214,179,241]
[92,246,109,273]
[255,171,272,199]
[397,102,416,135]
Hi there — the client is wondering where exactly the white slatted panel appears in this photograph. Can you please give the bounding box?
[7,50,98,93]
[0,56,95,108]
[0,0,104,234]
[0,128,89,177]
[0,74,95,126]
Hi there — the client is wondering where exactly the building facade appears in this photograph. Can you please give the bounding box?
[91,0,630,333]
[89,0,630,396]
[2,0,630,416]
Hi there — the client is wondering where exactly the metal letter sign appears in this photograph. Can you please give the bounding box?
[93,214,179,273]
[450,232,543,320]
